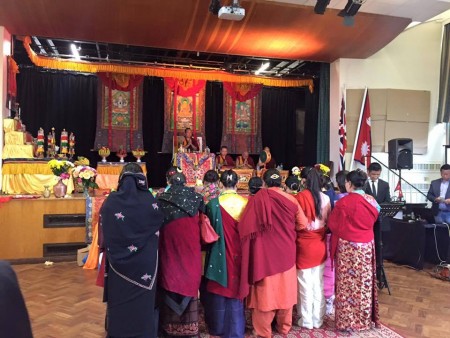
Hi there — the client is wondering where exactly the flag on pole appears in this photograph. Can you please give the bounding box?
[394,179,403,201]
[354,91,371,168]
[338,95,347,171]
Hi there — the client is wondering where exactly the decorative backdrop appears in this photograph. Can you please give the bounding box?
[94,72,144,152]
[221,82,262,154]
[161,78,206,153]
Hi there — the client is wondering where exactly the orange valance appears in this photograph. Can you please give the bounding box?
[23,36,313,91]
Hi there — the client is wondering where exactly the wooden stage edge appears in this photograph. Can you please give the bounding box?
[0,195,87,260]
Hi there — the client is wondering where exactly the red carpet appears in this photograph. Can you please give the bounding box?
[198,312,403,338]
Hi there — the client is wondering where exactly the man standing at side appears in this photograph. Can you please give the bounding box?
[364,162,391,204]
[427,164,450,223]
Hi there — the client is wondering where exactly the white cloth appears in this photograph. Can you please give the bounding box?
[296,263,326,329]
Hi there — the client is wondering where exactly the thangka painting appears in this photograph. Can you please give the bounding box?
[221,82,263,154]
[161,78,206,153]
[94,73,144,152]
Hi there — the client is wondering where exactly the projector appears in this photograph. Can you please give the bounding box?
[218,6,245,21]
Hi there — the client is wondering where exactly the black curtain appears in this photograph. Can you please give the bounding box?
[16,67,98,166]
[261,86,317,169]
[16,67,319,187]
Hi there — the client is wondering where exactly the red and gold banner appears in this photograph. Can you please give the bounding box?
[162,78,206,153]
[94,73,144,152]
[221,82,263,154]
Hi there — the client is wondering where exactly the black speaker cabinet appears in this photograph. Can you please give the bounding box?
[388,138,413,170]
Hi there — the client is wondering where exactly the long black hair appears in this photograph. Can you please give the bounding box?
[306,168,323,219]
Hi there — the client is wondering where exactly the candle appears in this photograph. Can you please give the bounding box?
[8,100,11,110]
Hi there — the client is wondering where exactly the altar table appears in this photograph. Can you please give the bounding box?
[95,162,147,190]
[1,160,74,195]
[176,153,216,185]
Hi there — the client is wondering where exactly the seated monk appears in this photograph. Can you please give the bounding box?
[235,151,255,169]
[182,128,199,152]
[216,146,235,169]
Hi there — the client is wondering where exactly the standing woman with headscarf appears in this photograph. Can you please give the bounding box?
[295,168,331,329]
[202,170,248,338]
[327,170,380,332]
[100,163,164,338]
[157,173,205,337]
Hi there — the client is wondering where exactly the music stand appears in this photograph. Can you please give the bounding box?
[376,203,404,295]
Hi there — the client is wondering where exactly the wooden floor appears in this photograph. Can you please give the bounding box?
[12,261,450,338]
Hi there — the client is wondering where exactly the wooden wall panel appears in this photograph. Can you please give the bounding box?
[0,198,86,259]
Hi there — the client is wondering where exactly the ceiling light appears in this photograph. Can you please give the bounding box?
[255,62,270,75]
[338,0,364,17]
[314,0,330,15]
[70,43,81,60]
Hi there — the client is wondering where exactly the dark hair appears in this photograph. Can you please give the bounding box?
[120,162,143,175]
[441,164,450,171]
[285,176,300,192]
[300,166,313,179]
[305,169,323,219]
[263,169,282,187]
[248,177,263,195]
[346,169,367,189]
[169,173,186,186]
[203,170,219,183]
[166,166,180,181]
[185,127,191,133]
[368,162,382,172]
[335,170,349,193]
[220,145,228,151]
[220,169,238,188]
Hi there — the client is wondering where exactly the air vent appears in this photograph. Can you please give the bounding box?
[43,214,86,228]
[43,243,86,257]
[412,163,441,171]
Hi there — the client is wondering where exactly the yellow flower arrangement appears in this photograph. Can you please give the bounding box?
[48,159,74,178]
[315,163,331,177]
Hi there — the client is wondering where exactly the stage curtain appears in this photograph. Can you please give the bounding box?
[316,63,330,164]
[221,82,263,154]
[205,82,224,154]
[161,78,206,153]
[261,87,306,170]
[16,67,98,167]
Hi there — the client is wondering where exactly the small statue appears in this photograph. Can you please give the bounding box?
[36,127,45,158]
[60,129,68,156]
[68,132,75,160]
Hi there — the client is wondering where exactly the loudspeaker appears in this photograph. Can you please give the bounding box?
[388,138,413,170]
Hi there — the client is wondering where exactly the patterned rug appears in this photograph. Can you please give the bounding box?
[198,311,403,338]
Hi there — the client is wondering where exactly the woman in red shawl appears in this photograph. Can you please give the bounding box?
[295,167,331,329]
[327,169,380,332]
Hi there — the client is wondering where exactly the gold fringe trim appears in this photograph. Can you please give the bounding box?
[23,37,314,91]
[2,162,52,175]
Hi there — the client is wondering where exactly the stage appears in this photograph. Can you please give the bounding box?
[0,194,87,260]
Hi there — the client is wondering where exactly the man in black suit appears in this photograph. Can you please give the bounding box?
[427,164,450,223]
[364,162,391,204]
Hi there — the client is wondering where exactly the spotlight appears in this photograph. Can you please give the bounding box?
[314,0,330,15]
[209,0,221,15]
[338,0,364,17]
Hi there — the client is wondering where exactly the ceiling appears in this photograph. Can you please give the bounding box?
[2,0,450,78]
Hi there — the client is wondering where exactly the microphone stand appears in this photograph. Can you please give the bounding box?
[371,155,428,200]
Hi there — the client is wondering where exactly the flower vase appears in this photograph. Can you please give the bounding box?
[53,179,67,198]
[43,185,51,198]
[135,156,142,163]
[119,156,125,163]
[101,157,107,163]
[83,186,90,198]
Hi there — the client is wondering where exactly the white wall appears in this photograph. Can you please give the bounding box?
[330,19,449,202]
[0,26,12,190]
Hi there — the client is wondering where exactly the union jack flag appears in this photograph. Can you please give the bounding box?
[339,95,347,171]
